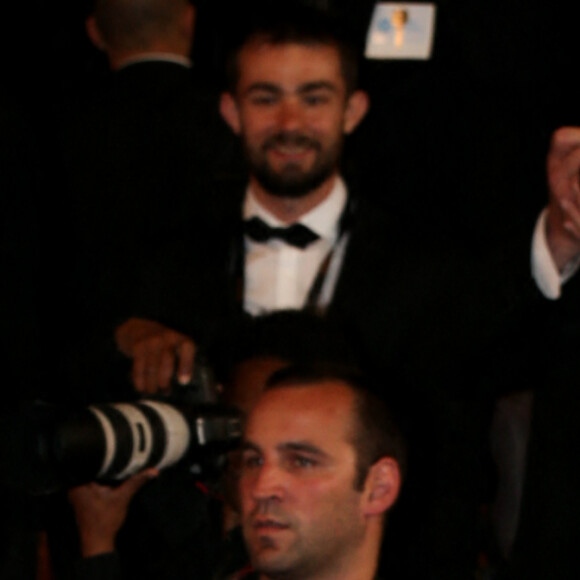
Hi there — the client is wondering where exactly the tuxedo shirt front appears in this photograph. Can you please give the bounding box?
[242,176,348,315]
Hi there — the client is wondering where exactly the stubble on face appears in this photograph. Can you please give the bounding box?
[244,476,366,580]
[242,128,344,199]
[240,383,368,580]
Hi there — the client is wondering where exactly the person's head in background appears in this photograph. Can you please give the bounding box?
[85,0,196,70]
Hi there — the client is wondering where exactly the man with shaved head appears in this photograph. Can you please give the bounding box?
[85,0,195,70]
[238,364,405,580]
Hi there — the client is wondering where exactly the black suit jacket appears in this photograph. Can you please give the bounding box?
[502,275,580,580]
[133,176,528,398]
[57,60,242,401]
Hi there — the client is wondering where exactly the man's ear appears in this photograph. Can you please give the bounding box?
[343,90,370,134]
[85,15,106,51]
[220,93,242,135]
[361,457,401,517]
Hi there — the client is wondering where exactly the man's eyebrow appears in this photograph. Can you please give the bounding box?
[241,440,331,460]
[242,81,339,97]
[297,81,338,94]
[278,441,329,458]
[243,82,282,96]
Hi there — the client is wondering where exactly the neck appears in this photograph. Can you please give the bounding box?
[250,173,338,224]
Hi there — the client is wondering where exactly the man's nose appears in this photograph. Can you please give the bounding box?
[276,100,303,131]
[251,463,286,501]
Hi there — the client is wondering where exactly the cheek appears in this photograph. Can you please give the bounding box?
[294,477,342,512]
[304,107,344,129]
[297,475,361,519]
[240,110,277,139]
[307,118,346,145]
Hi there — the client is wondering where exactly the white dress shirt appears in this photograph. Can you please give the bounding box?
[531,208,580,299]
[242,177,349,315]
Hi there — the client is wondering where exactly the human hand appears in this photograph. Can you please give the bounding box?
[115,318,196,394]
[545,126,580,271]
[68,468,159,557]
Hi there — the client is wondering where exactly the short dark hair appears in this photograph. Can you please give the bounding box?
[92,0,190,51]
[265,362,407,489]
[223,1,360,95]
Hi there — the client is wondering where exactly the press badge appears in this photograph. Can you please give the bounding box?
[365,3,436,60]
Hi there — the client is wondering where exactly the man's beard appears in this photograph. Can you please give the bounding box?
[244,131,343,199]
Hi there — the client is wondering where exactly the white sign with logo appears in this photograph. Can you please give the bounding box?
[365,3,436,60]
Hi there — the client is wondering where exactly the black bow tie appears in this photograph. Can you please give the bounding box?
[243,216,320,249]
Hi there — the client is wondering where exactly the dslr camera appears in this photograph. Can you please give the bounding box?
[0,355,242,495]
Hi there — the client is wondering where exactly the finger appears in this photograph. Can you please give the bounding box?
[562,196,580,220]
[550,127,580,157]
[143,341,165,394]
[564,221,580,239]
[176,339,196,385]
[115,318,152,357]
[133,339,162,394]
[116,468,159,503]
[548,149,580,193]
[562,200,580,238]
[562,150,580,185]
[132,348,149,393]
[158,347,176,391]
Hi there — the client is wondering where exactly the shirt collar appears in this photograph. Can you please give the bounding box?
[243,176,347,242]
[117,53,192,70]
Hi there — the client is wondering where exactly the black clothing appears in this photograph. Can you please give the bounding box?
[234,573,382,580]
[500,274,580,580]
[57,60,241,403]
[129,178,538,579]
[62,468,223,580]
[75,553,123,580]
